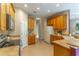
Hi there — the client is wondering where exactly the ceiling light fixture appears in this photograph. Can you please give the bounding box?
[56,3,60,7]
[48,10,50,12]
[24,4,28,7]
[36,17,40,20]
[36,7,40,10]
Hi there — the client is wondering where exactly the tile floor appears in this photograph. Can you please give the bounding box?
[0,46,19,56]
[0,37,19,56]
[21,41,53,56]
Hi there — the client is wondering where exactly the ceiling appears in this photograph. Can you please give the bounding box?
[13,3,79,19]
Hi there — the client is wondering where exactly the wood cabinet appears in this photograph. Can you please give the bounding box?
[28,17,34,30]
[50,35,64,43]
[47,18,52,26]
[55,15,67,30]
[53,43,70,56]
[7,4,15,18]
[53,40,71,56]
[28,35,35,45]
[0,4,7,32]
[0,3,15,32]
[47,14,67,31]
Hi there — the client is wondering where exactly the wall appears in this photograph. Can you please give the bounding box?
[42,18,47,41]
[34,17,44,41]
[15,8,28,48]
[9,9,28,36]
[42,18,53,43]
[9,9,20,35]
[70,18,79,34]
[19,9,28,48]
[9,8,28,48]
[34,20,39,38]
[38,18,44,40]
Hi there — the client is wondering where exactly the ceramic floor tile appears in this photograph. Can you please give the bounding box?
[21,41,53,56]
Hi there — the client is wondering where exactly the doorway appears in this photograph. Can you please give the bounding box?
[35,20,40,43]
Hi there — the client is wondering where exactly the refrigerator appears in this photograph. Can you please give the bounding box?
[44,26,54,43]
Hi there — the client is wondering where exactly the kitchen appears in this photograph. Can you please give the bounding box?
[0,3,79,56]
[20,3,79,56]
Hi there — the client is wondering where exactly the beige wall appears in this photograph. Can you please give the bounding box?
[9,9,20,35]
[34,17,44,40]
[9,8,28,36]
[42,18,50,43]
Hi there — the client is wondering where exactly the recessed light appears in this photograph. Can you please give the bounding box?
[36,7,40,10]
[48,10,50,12]
[56,3,60,7]
[24,4,28,7]
[36,17,40,20]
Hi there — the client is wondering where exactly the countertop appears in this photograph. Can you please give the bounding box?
[52,39,79,49]
[52,40,70,49]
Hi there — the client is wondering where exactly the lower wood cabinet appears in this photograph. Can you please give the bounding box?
[53,43,70,56]
[50,35,64,43]
[28,35,35,45]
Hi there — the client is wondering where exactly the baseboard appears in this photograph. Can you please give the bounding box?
[43,40,50,44]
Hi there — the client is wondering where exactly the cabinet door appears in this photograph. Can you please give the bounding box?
[59,15,67,30]
[28,35,35,45]
[54,15,67,30]
[7,4,15,18]
[59,16,63,30]
[53,18,57,29]
[28,17,34,30]
[56,16,60,30]
[1,4,6,32]
[9,5,15,18]
[63,15,67,29]
[47,19,51,26]
[51,18,54,26]
[47,19,49,25]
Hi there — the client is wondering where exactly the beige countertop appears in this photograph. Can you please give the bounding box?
[52,39,79,50]
[52,40,70,49]
[0,46,19,56]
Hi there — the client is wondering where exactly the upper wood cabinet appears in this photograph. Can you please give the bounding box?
[0,3,15,32]
[47,14,67,31]
[47,18,52,26]
[0,4,7,32]
[6,4,15,19]
[28,17,35,30]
